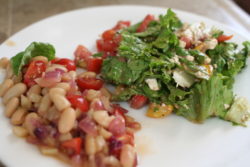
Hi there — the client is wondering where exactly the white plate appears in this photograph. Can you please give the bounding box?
[0,5,250,167]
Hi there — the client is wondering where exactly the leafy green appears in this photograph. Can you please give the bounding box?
[11,42,55,75]
[175,75,234,123]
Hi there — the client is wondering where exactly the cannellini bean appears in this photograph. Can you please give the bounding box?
[46,105,60,121]
[12,126,28,137]
[50,94,70,111]
[39,146,58,155]
[104,156,121,167]
[78,71,96,79]
[99,127,112,139]
[27,84,41,95]
[28,93,42,103]
[93,110,114,128]
[21,95,32,109]
[31,56,48,63]
[23,113,42,136]
[100,87,112,99]
[120,144,136,167]
[0,79,14,97]
[38,94,51,116]
[86,90,101,101]
[5,64,14,79]
[11,108,27,125]
[0,57,9,69]
[3,83,27,104]
[5,97,19,118]
[95,136,106,152]
[59,133,73,142]
[54,83,70,91]
[68,71,77,80]
[11,73,22,84]
[58,107,76,134]
[41,88,49,96]
[49,87,66,96]
[85,134,96,155]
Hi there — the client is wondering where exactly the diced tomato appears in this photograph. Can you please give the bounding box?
[130,95,148,109]
[24,60,46,87]
[102,29,116,41]
[74,45,92,67]
[180,36,192,49]
[112,104,128,117]
[86,58,103,73]
[112,21,131,31]
[217,35,233,43]
[52,58,76,71]
[67,94,89,112]
[61,138,82,155]
[76,78,104,90]
[136,14,155,32]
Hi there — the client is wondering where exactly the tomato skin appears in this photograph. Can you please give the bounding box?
[52,58,76,71]
[102,29,116,41]
[136,14,155,32]
[112,21,131,31]
[67,94,89,112]
[180,36,192,49]
[24,60,46,87]
[86,58,103,73]
[74,45,92,67]
[61,138,82,155]
[130,95,148,109]
[217,35,233,43]
[112,104,128,118]
[76,78,104,90]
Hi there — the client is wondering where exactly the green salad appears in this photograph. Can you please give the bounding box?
[101,9,250,126]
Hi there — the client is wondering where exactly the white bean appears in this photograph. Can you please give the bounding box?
[54,83,70,92]
[95,136,106,152]
[23,113,41,136]
[58,107,76,134]
[99,127,112,139]
[28,93,42,103]
[46,64,67,72]
[12,126,28,137]
[39,146,58,155]
[3,83,27,104]
[27,84,41,96]
[49,87,66,96]
[0,79,14,97]
[31,56,48,63]
[51,94,70,111]
[93,110,114,128]
[0,57,9,69]
[21,95,32,109]
[5,64,14,79]
[11,108,27,125]
[85,134,96,155]
[86,91,101,101]
[78,71,96,79]
[59,133,73,142]
[38,94,51,116]
[5,97,19,118]
[120,144,136,167]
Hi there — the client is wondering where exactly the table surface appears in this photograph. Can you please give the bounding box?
[0,0,249,166]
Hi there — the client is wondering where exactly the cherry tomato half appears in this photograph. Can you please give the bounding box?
[76,78,104,90]
[136,14,155,32]
[52,58,76,71]
[86,58,103,73]
[67,94,89,112]
[24,60,46,87]
[61,137,82,155]
[129,95,148,109]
